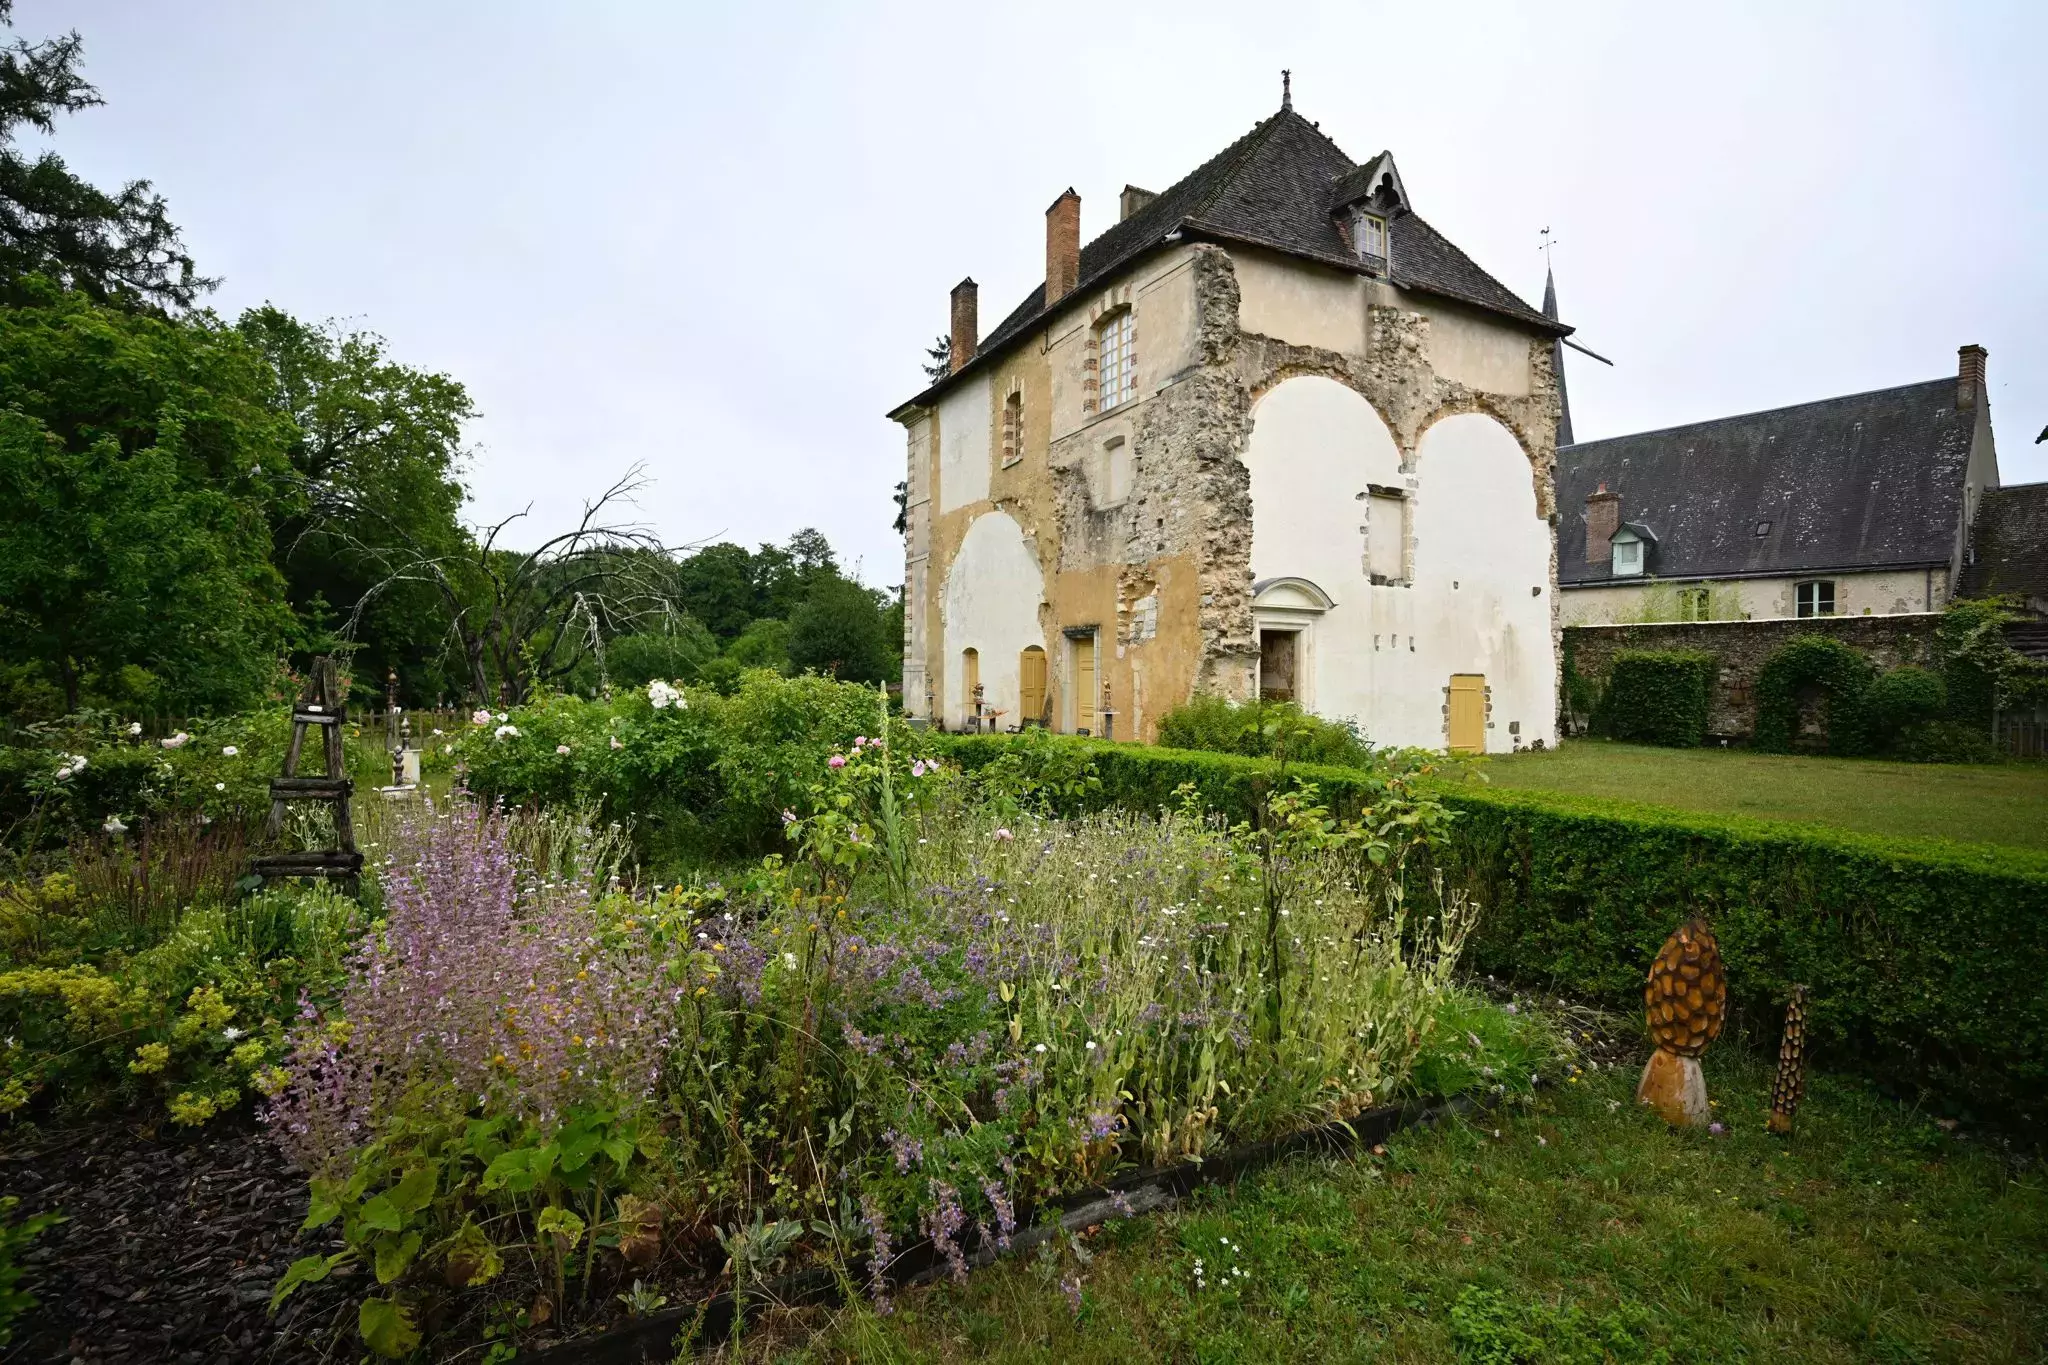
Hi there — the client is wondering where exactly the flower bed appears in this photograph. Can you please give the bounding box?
[261,702,1542,1358]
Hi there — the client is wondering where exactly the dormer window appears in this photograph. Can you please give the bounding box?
[1610,527,1646,577]
[1356,212,1388,263]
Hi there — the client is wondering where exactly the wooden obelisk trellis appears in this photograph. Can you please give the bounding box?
[252,657,363,889]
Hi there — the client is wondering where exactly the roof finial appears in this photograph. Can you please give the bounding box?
[1539,224,1556,269]
[1281,69,1292,111]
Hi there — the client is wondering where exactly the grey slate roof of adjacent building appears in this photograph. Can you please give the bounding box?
[1557,378,1976,586]
[1957,482,2048,605]
[893,107,1564,415]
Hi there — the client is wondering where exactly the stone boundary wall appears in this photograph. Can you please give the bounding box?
[1564,614,1943,741]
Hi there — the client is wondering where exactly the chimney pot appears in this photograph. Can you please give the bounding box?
[949,278,978,374]
[1585,483,1620,565]
[1046,189,1081,304]
[1118,185,1157,222]
[1957,343,1987,409]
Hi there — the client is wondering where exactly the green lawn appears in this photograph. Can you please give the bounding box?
[1465,741,2048,853]
[760,1036,2047,1363]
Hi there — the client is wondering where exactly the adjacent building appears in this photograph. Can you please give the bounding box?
[1558,347,2002,623]
[889,94,1568,752]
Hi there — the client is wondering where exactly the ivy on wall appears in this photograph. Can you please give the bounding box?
[1592,649,1716,747]
[1752,636,1875,755]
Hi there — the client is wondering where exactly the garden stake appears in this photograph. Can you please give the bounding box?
[1637,917,1726,1127]
[1767,985,1810,1135]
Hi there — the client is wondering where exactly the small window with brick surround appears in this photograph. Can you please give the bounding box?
[1096,309,1135,412]
[1001,391,1022,467]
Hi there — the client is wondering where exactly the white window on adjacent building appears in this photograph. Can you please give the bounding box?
[1356,212,1388,261]
[1679,587,1711,621]
[1610,528,1645,577]
[1797,580,1837,618]
[1096,309,1135,411]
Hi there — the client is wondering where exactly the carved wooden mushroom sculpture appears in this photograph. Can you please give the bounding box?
[1767,985,1810,1135]
[1638,918,1726,1126]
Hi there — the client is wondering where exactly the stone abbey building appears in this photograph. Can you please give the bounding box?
[888,95,1570,752]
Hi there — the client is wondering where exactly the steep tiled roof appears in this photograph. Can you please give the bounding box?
[1558,379,1976,585]
[896,108,1562,414]
[1958,482,2048,605]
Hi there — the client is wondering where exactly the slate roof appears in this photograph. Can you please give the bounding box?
[1557,379,1976,585]
[893,108,1563,414]
[1957,482,2048,605]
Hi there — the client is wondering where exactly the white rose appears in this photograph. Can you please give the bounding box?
[556,744,572,755]
[494,724,520,740]
[221,745,238,757]
[160,732,190,750]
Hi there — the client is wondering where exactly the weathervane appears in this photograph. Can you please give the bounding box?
[1540,225,1557,267]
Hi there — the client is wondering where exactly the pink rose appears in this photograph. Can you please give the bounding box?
[828,754,846,769]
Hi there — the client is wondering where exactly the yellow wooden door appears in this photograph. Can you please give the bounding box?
[1073,635,1097,734]
[1019,647,1048,726]
[961,649,981,729]
[1448,674,1486,754]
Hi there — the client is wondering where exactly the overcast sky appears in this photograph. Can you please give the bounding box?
[21,0,2046,585]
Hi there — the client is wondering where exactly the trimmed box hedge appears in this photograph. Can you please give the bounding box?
[936,732,2048,1121]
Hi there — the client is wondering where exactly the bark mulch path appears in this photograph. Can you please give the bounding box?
[1,1119,354,1364]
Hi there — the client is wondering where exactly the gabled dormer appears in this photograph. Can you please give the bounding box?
[1328,150,1409,276]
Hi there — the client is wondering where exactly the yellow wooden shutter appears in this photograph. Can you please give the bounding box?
[1448,674,1486,754]
[1019,647,1047,726]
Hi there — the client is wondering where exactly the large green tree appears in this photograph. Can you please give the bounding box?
[0,288,293,712]
[0,2,207,310]
[787,575,894,684]
[236,305,474,701]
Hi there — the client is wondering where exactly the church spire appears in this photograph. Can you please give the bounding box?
[1543,262,1574,449]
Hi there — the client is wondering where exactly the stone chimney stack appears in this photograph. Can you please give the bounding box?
[1585,482,1620,565]
[1957,343,1987,409]
[948,278,978,374]
[1119,185,1157,222]
[1046,189,1081,303]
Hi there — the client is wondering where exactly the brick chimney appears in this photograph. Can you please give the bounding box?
[949,277,978,374]
[1585,482,1620,565]
[1046,189,1080,303]
[1957,343,1987,409]
[1119,185,1156,221]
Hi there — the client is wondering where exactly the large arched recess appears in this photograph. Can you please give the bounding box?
[939,511,1044,730]
[1241,375,1402,737]
[1410,412,1555,751]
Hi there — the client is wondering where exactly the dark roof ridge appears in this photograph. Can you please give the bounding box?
[1564,376,1955,452]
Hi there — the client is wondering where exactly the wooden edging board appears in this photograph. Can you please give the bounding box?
[515,1093,1479,1363]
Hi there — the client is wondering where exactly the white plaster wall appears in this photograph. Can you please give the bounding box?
[1410,413,1555,750]
[1244,382,1555,750]
[1562,568,1949,624]
[1241,376,1405,741]
[939,510,1045,728]
[936,373,991,514]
